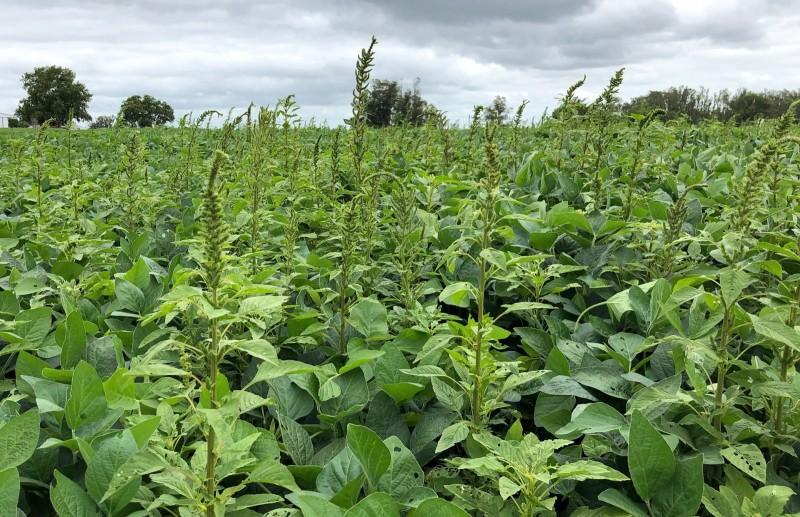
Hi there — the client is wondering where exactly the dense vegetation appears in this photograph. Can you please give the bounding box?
[623,86,800,124]
[1,40,800,517]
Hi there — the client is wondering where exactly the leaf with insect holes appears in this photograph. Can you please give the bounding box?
[722,444,766,483]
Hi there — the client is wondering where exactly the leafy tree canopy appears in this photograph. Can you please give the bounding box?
[623,86,800,123]
[366,78,434,127]
[484,95,509,124]
[89,115,116,129]
[120,95,175,127]
[15,65,92,126]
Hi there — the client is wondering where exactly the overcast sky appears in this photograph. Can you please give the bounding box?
[1,0,799,125]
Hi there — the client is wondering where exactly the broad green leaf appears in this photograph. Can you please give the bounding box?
[287,492,344,517]
[535,395,575,439]
[555,460,628,482]
[751,485,795,516]
[317,447,363,496]
[701,484,740,517]
[340,349,385,374]
[238,295,286,316]
[129,416,161,449]
[85,431,138,504]
[103,369,137,410]
[607,333,647,365]
[377,436,424,499]
[344,492,400,517]
[751,316,800,352]
[719,269,752,307]
[51,470,101,517]
[438,282,474,308]
[501,301,554,314]
[1,307,51,350]
[721,444,766,483]
[0,410,40,471]
[235,339,278,361]
[278,414,314,466]
[381,382,425,404]
[65,361,108,432]
[408,497,471,516]
[59,310,87,369]
[348,298,389,339]
[247,457,299,491]
[435,421,469,453]
[539,375,598,401]
[346,424,391,491]
[628,411,675,501]
[123,257,150,289]
[650,454,704,517]
[114,278,145,314]
[598,488,648,517]
[0,468,20,517]
[556,402,626,436]
[499,476,521,500]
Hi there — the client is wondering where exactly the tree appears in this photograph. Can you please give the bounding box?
[365,78,433,127]
[484,95,509,124]
[366,80,400,127]
[15,66,92,126]
[90,115,116,129]
[623,86,800,123]
[394,78,429,125]
[120,95,175,127]
[727,90,773,122]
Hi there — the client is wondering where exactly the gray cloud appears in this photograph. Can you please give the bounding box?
[1,0,798,124]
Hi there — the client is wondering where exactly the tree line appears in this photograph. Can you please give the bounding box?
[6,65,799,129]
[9,65,174,128]
[621,86,800,124]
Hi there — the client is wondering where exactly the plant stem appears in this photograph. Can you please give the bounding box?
[205,287,219,517]
[714,306,731,432]
[472,227,488,427]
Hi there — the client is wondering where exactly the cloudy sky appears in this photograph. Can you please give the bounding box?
[1,0,799,125]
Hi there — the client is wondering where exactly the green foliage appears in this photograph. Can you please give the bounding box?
[624,85,800,123]
[15,65,92,125]
[119,94,176,127]
[1,40,800,517]
[366,78,435,127]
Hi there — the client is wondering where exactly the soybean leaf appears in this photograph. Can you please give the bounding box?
[408,498,470,517]
[346,424,391,491]
[0,410,40,471]
[59,310,87,369]
[721,444,767,483]
[628,411,675,501]
[348,298,389,339]
[0,468,20,516]
[344,492,400,517]
[651,454,704,517]
[51,470,102,517]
